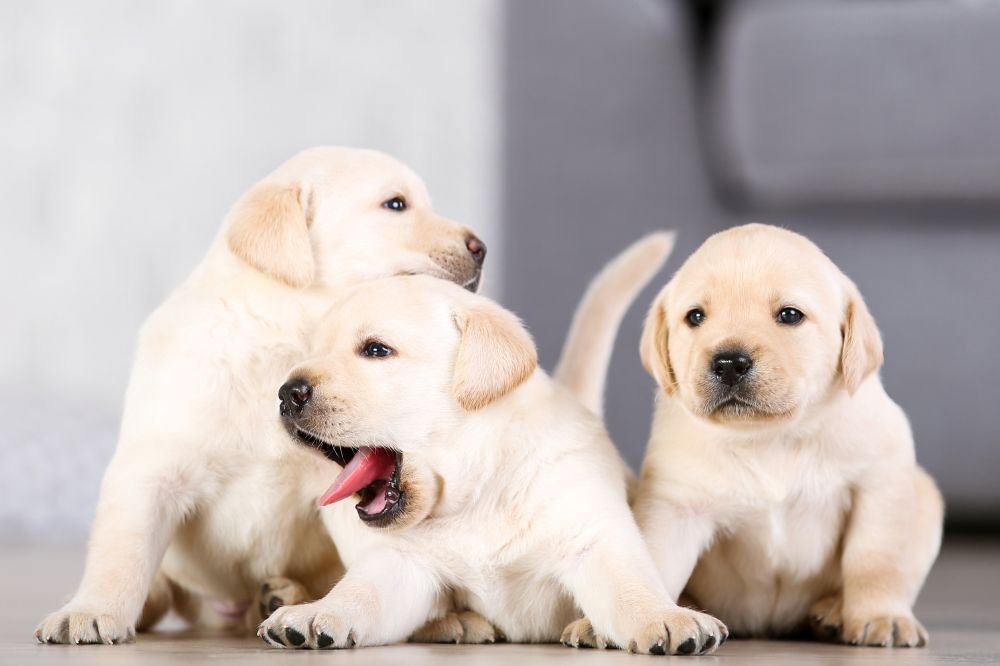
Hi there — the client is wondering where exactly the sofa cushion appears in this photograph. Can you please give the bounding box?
[711,0,1000,207]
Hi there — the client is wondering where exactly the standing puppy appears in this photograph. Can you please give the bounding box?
[259,275,728,655]
[635,224,943,647]
[36,147,486,644]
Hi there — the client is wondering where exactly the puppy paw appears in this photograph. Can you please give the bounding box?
[410,610,501,644]
[808,595,844,642]
[810,596,927,647]
[250,576,311,626]
[560,618,614,649]
[567,608,727,655]
[35,606,134,645]
[258,601,357,649]
[843,612,928,648]
[628,607,727,655]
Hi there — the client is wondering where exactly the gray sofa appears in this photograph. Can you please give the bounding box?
[502,0,1000,527]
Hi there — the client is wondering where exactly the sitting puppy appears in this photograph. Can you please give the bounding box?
[258,274,728,654]
[632,224,943,647]
[36,147,486,644]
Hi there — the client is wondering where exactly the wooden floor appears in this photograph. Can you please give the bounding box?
[3,539,998,665]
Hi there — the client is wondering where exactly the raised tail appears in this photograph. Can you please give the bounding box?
[554,231,675,417]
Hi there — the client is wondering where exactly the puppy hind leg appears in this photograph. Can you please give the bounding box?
[137,575,228,632]
[455,611,501,644]
[560,618,614,649]
[136,569,174,632]
[410,609,499,644]
[410,613,464,644]
[808,594,844,642]
[247,576,312,630]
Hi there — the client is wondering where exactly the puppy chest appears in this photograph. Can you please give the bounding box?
[734,494,848,573]
[165,466,331,598]
[688,492,849,634]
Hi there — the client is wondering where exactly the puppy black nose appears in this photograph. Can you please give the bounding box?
[712,351,753,387]
[465,234,487,266]
[278,378,312,416]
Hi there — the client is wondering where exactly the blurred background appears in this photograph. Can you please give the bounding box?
[2,0,998,543]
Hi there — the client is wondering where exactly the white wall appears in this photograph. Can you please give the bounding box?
[0,0,502,542]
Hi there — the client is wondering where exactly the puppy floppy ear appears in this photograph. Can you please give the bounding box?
[452,303,538,410]
[639,285,676,394]
[225,182,315,288]
[840,278,884,394]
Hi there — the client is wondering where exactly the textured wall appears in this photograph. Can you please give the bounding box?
[0,1,501,542]
[503,0,726,469]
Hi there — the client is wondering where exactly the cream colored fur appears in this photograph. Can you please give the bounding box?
[630,224,944,647]
[555,232,675,418]
[258,276,727,654]
[35,147,484,645]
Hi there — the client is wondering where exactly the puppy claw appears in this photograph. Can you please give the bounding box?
[811,595,927,648]
[633,608,726,655]
[410,610,498,644]
[560,618,608,649]
[845,613,928,648]
[35,607,134,646]
[259,601,359,650]
[809,595,844,643]
[564,609,726,655]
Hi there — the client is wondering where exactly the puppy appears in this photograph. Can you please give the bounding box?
[257,274,728,654]
[632,224,943,647]
[36,147,486,645]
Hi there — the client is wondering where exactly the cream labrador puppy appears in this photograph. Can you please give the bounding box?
[256,274,728,654]
[36,147,486,645]
[630,223,943,647]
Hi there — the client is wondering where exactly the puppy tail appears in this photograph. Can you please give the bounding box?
[554,231,675,417]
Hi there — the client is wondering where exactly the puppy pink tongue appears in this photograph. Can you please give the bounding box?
[318,447,396,507]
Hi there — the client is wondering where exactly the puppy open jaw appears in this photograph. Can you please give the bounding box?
[36,146,493,647]
[287,424,407,528]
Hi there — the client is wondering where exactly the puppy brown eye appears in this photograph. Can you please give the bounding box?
[686,308,706,327]
[362,341,394,358]
[381,196,407,212]
[777,307,804,325]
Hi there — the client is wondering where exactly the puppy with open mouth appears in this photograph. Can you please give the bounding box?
[623,224,943,647]
[259,273,728,654]
[35,147,488,645]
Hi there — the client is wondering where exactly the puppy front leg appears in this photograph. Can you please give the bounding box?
[561,516,727,655]
[819,467,943,648]
[35,461,190,645]
[259,548,442,649]
[634,491,717,602]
